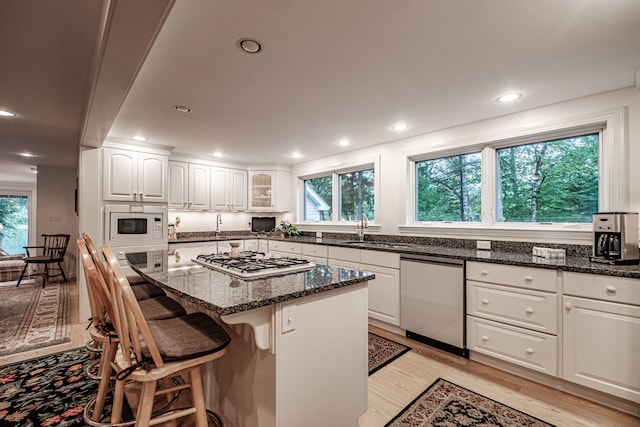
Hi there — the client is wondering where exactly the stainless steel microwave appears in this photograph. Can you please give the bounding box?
[105,205,168,248]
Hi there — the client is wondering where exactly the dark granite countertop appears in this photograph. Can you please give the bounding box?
[169,234,640,279]
[125,247,374,316]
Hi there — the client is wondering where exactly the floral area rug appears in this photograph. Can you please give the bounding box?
[0,282,70,356]
[385,378,555,427]
[369,332,411,375]
[0,347,99,426]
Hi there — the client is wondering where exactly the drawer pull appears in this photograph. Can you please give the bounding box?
[524,275,534,282]
[525,307,534,314]
[480,270,489,275]
[565,302,572,311]
[481,299,489,305]
[525,348,535,355]
[480,335,489,341]
[605,286,617,295]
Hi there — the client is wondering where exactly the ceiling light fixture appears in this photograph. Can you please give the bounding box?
[289,152,303,159]
[496,92,522,103]
[212,151,224,158]
[336,139,350,147]
[0,109,16,117]
[174,105,192,113]
[132,135,146,141]
[19,152,35,157]
[238,38,262,54]
[391,122,410,132]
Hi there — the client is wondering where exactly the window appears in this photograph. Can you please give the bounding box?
[339,168,374,221]
[415,152,481,222]
[304,176,332,221]
[496,133,599,223]
[0,194,29,254]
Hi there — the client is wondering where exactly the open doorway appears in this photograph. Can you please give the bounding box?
[0,193,29,254]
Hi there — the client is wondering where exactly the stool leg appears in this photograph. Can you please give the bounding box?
[92,341,116,422]
[189,367,208,427]
[111,373,126,424]
[136,380,158,425]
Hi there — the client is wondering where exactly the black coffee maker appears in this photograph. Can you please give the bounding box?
[590,212,639,265]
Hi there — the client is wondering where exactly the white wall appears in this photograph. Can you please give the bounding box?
[291,87,640,243]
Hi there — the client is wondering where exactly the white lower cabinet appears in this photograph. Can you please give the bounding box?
[562,272,640,403]
[466,261,558,375]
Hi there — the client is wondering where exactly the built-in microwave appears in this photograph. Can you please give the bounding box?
[105,205,168,248]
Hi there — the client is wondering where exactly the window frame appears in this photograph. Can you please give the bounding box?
[402,107,627,242]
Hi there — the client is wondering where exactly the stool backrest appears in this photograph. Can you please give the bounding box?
[82,232,110,283]
[77,238,116,330]
[102,245,165,369]
[43,234,70,260]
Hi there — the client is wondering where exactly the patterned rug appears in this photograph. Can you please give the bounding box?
[368,332,411,375]
[0,282,71,356]
[385,378,555,426]
[0,347,98,426]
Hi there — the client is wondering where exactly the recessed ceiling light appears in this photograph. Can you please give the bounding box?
[391,122,410,132]
[289,152,303,159]
[0,110,16,117]
[19,152,35,157]
[238,38,262,54]
[496,92,522,103]
[212,151,224,158]
[132,135,146,141]
[336,139,351,147]
[174,105,192,113]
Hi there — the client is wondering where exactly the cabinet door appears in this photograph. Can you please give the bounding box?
[188,164,210,210]
[362,263,400,326]
[103,147,137,201]
[563,296,640,403]
[168,161,189,209]
[249,171,274,210]
[210,167,229,210]
[138,153,167,202]
[229,168,247,211]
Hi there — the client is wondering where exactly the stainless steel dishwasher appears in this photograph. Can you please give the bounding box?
[400,254,467,357]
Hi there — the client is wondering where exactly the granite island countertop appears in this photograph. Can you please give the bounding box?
[125,247,374,316]
[169,234,640,279]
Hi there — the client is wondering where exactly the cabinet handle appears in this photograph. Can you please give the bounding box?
[525,348,535,355]
[565,302,572,311]
[605,285,617,295]
[524,275,533,282]
[481,298,489,305]
[480,270,489,275]
[525,307,534,314]
[480,335,489,341]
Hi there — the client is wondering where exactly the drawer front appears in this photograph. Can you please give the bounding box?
[302,243,328,258]
[328,247,361,263]
[467,261,557,292]
[269,240,302,255]
[361,250,399,269]
[467,316,557,375]
[467,281,557,334]
[563,272,640,305]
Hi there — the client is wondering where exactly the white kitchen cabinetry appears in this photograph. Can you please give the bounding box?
[268,240,302,258]
[466,261,558,375]
[328,246,400,326]
[248,170,290,212]
[103,147,168,202]
[168,161,210,209]
[211,166,247,211]
[562,272,640,403]
[245,239,268,253]
[168,161,189,208]
[188,163,210,210]
[302,244,328,265]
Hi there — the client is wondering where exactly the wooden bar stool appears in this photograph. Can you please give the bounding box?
[78,237,189,425]
[103,245,231,427]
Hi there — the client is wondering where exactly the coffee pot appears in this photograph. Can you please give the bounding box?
[591,212,639,265]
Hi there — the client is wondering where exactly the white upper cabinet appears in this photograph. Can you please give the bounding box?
[188,163,210,210]
[103,147,168,202]
[211,167,247,211]
[248,170,290,211]
[168,161,189,209]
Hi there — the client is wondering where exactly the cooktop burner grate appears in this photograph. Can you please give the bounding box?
[192,251,315,278]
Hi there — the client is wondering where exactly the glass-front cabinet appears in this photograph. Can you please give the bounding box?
[248,170,290,211]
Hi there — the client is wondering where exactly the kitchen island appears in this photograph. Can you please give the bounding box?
[125,245,374,427]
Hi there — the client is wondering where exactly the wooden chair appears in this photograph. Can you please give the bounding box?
[78,237,189,424]
[17,233,70,287]
[102,245,231,426]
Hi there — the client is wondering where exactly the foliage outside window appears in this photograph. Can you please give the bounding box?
[304,176,332,221]
[415,152,482,222]
[496,133,599,223]
[0,195,29,254]
[339,168,375,221]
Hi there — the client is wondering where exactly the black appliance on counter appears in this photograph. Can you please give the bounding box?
[251,216,276,233]
[590,212,639,265]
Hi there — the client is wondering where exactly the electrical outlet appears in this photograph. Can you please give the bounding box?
[477,240,491,250]
[315,232,322,238]
[281,304,296,333]
[48,215,62,222]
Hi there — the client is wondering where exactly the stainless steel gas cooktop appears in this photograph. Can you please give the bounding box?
[192,251,315,279]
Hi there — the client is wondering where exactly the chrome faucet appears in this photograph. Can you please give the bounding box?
[215,213,222,237]
[356,213,368,242]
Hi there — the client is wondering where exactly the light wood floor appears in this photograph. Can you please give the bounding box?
[1,281,638,426]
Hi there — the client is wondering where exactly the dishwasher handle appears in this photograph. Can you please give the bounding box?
[400,254,464,267]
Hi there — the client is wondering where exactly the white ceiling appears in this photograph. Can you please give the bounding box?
[2,1,640,182]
